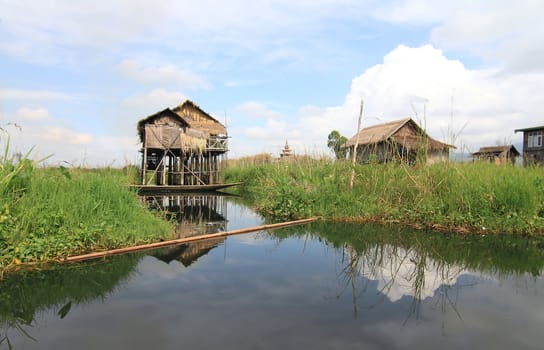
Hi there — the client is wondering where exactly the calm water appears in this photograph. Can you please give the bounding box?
[1,195,544,349]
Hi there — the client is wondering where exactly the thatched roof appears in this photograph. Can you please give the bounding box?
[172,100,226,135]
[472,145,519,156]
[137,100,226,143]
[343,118,453,150]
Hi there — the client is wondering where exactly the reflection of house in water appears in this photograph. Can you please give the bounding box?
[143,194,228,266]
[154,238,225,267]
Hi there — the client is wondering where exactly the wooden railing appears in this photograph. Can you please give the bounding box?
[207,136,228,151]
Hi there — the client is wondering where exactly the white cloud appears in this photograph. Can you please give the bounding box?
[3,88,184,166]
[0,1,171,63]
[2,0,542,77]
[228,45,544,157]
[2,104,138,166]
[122,88,187,112]
[0,88,69,101]
[0,0,375,64]
[374,0,544,74]
[241,119,288,141]
[42,127,93,145]
[314,44,544,152]
[118,60,211,90]
[15,106,50,121]
[8,125,138,167]
[233,102,283,119]
[227,102,307,157]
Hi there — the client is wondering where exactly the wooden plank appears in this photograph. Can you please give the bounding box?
[62,217,319,263]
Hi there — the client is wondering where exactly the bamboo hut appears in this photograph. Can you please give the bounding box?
[343,118,453,164]
[472,145,519,165]
[137,100,228,186]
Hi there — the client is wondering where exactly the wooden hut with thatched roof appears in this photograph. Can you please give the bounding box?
[137,100,228,187]
[343,118,453,164]
[472,145,519,165]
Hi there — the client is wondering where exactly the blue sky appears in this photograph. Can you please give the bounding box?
[1,0,543,165]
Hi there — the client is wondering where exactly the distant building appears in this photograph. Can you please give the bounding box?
[280,140,293,158]
[515,125,544,166]
[343,118,453,164]
[472,145,519,165]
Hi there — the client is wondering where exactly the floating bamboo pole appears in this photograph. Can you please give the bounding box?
[62,217,319,264]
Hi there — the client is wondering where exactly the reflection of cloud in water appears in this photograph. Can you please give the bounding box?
[233,232,271,246]
[225,202,264,230]
[136,256,186,281]
[354,246,467,302]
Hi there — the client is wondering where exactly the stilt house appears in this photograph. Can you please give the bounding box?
[343,118,453,164]
[137,100,228,186]
[472,145,519,165]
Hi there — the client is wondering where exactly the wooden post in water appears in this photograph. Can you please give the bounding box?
[350,99,364,191]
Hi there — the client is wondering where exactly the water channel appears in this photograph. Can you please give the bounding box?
[1,194,544,349]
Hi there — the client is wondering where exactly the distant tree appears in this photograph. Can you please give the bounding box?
[327,130,348,159]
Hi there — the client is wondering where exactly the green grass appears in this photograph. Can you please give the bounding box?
[224,158,544,235]
[0,149,174,271]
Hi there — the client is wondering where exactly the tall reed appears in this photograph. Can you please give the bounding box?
[1,141,174,270]
[224,158,544,235]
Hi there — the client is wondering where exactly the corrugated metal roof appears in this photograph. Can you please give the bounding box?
[515,125,544,133]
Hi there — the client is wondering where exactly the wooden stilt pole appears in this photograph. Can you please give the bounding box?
[350,99,364,191]
[181,154,185,185]
[62,217,319,264]
[141,145,147,185]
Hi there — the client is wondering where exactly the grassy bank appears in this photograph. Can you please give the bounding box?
[1,154,174,272]
[224,158,544,235]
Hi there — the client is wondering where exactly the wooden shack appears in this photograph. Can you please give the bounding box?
[514,125,544,166]
[137,100,228,186]
[472,145,519,165]
[343,118,453,164]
